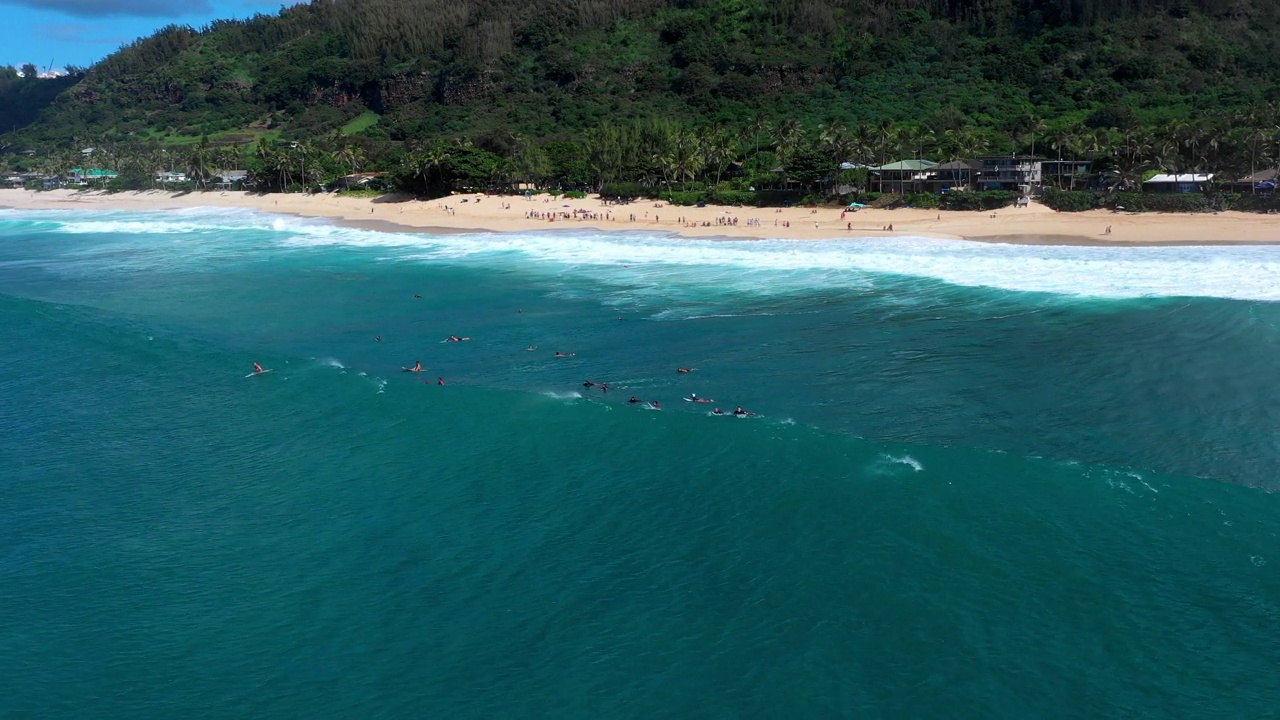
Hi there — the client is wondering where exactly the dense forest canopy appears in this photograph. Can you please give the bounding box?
[3,0,1280,208]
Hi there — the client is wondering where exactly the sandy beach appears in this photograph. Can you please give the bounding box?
[4,188,1280,244]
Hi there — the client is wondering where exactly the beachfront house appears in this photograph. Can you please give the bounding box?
[1041,159,1092,189]
[214,170,249,190]
[975,156,1043,193]
[67,168,118,187]
[872,159,938,194]
[928,160,981,192]
[1226,169,1277,193]
[1143,173,1213,194]
[155,171,188,185]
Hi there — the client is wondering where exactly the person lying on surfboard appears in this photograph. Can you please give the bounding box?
[677,367,695,374]
[687,393,713,403]
[446,335,470,342]
[733,406,754,416]
[403,360,423,372]
[253,362,265,374]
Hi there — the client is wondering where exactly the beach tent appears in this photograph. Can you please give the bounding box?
[847,202,866,208]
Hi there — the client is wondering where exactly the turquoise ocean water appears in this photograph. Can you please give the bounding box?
[1,207,1278,717]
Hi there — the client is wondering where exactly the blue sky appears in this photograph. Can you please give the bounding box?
[0,0,305,71]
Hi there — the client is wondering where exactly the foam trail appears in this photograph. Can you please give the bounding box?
[884,455,925,472]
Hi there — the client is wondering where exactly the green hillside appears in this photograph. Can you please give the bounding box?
[4,0,1280,201]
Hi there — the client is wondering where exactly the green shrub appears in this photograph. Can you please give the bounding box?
[705,190,756,206]
[905,192,941,208]
[659,190,702,206]
[599,182,649,199]
[941,190,1018,210]
[1230,193,1280,213]
[1100,192,1210,212]
[1043,189,1098,212]
[562,189,587,199]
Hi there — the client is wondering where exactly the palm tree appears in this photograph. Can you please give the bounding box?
[748,114,772,157]
[772,119,803,165]
[332,138,364,175]
[186,135,215,189]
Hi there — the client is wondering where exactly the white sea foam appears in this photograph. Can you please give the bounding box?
[884,454,924,472]
[16,207,1280,300]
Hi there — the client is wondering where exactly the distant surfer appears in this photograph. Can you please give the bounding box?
[650,400,661,410]
[253,362,265,375]
[712,408,724,415]
[677,367,695,374]
[628,396,639,404]
[599,383,608,392]
[555,352,575,358]
[413,294,422,299]
[583,381,597,388]
[527,345,537,351]
[687,393,712,403]
[733,406,752,416]
[437,377,444,385]
[446,335,470,342]
[374,336,381,343]
[404,360,423,372]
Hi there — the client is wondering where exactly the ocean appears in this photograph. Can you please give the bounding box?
[0,207,1277,717]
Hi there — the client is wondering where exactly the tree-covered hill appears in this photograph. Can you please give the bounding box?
[5,0,1280,147]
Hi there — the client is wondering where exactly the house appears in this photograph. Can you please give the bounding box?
[872,159,938,193]
[67,168,118,186]
[1225,169,1277,193]
[328,172,387,191]
[214,170,249,190]
[155,171,188,184]
[928,160,982,192]
[975,156,1043,192]
[1143,173,1213,194]
[1041,160,1092,189]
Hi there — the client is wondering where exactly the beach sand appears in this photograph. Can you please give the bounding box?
[4,188,1280,245]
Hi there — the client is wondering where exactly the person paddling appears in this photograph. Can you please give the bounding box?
[253,362,265,375]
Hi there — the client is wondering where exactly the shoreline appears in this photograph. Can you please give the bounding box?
[3,188,1280,246]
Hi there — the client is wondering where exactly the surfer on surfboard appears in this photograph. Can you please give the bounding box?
[253,362,265,375]
[404,360,423,372]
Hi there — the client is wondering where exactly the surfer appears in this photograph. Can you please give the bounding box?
[628,396,639,404]
[374,336,381,343]
[527,345,537,351]
[253,362,265,375]
[583,381,597,388]
[712,408,724,415]
[446,335,470,342]
[555,352,575,358]
[677,367,695,374]
[404,361,423,372]
[413,294,422,299]
[733,406,752,416]
[600,383,608,392]
[437,377,444,385]
[650,400,661,410]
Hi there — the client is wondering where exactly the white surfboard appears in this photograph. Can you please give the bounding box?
[245,369,273,378]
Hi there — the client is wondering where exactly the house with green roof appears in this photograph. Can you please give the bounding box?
[871,159,938,193]
[68,168,118,186]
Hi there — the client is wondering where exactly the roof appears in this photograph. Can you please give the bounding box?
[875,159,939,171]
[935,160,981,170]
[1235,168,1278,183]
[1145,173,1213,183]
